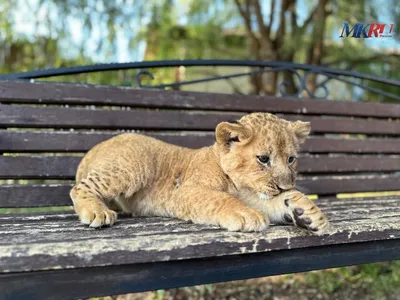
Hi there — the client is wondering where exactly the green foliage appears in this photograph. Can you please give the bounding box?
[301,261,400,298]
[361,261,400,298]
[302,269,347,293]
[0,206,72,214]
[153,289,165,300]
[1,0,398,99]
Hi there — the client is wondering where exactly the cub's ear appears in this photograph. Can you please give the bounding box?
[291,121,311,144]
[215,121,252,147]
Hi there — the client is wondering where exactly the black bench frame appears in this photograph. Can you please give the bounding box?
[1,59,399,100]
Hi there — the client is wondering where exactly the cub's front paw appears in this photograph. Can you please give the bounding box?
[77,205,118,228]
[219,208,270,232]
[282,191,329,235]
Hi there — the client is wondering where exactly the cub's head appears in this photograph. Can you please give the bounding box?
[215,113,310,199]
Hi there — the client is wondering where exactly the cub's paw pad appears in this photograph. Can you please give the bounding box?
[283,191,329,235]
[220,208,269,232]
[79,206,118,228]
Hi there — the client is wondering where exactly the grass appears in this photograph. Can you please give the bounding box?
[90,262,400,299]
[299,261,400,299]
[89,262,400,299]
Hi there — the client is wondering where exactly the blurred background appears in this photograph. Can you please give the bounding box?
[1,0,399,299]
[1,0,399,101]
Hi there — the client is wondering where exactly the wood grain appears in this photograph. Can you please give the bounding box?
[1,174,399,208]
[1,104,399,134]
[1,81,399,118]
[1,155,399,179]
[0,196,399,273]
[2,130,400,153]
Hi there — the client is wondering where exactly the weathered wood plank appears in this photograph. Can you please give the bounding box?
[1,175,399,208]
[0,104,236,130]
[1,198,400,243]
[2,130,400,153]
[304,137,400,154]
[0,218,217,244]
[0,184,73,207]
[1,104,399,134]
[0,130,214,152]
[300,155,400,173]
[2,239,400,300]
[1,196,400,273]
[1,81,399,118]
[0,156,80,179]
[0,155,399,179]
[297,175,400,195]
[2,196,398,223]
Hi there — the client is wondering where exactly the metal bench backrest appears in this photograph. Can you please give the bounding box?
[0,81,399,208]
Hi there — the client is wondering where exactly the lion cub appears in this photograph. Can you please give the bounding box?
[70,113,329,234]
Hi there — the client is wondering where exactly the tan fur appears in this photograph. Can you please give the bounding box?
[70,112,329,234]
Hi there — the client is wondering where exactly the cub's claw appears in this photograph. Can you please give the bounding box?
[79,205,118,228]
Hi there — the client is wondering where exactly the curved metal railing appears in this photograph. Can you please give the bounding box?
[0,60,399,101]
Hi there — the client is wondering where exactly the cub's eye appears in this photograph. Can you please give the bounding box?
[288,156,296,165]
[257,155,270,165]
[228,136,239,143]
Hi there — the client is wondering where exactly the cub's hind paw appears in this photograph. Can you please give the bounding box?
[282,191,329,235]
[79,206,118,228]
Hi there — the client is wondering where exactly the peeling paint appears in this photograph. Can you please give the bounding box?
[251,239,259,252]
[1,196,400,273]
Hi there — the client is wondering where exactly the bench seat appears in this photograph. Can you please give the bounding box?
[1,195,400,299]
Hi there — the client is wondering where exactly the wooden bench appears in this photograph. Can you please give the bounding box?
[0,80,399,299]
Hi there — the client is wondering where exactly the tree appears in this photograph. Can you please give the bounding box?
[0,0,398,101]
[231,0,400,97]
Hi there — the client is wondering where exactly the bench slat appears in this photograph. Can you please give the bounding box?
[1,195,399,221]
[1,104,399,134]
[1,130,400,153]
[0,155,399,179]
[2,197,400,229]
[0,131,213,152]
[0,184,72,207]
[298,175,400,195]
[1,195,400,273]
[1,81,399,118]
[1,176,399,208]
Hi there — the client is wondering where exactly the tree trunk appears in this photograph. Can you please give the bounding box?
[260,43,278,95]
[305,0,328,95]
[281,52,298,96]
[247,34,262,95]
